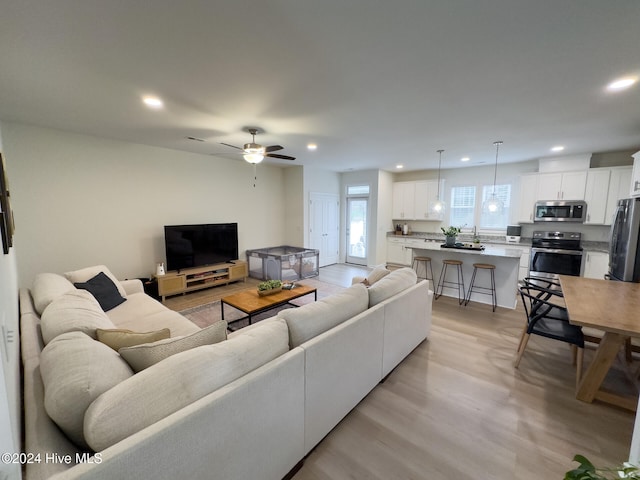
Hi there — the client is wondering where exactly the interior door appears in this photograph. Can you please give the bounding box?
[346,197,368,265]
[309,193,339,267]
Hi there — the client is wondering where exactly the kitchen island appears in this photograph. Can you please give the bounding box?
[407,239,523,309]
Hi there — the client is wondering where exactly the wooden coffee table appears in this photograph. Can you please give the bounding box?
[220,284,317,327]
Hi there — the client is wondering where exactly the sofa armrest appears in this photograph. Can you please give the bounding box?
[120,279,144,296]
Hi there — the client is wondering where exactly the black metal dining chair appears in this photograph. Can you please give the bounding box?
[515,282,584,389]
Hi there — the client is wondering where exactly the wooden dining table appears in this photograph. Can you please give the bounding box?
[559,275,640,411]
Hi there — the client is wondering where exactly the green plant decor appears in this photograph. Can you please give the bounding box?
[257,279,283,291]
[441,226,461,237]
[565,455,640,479]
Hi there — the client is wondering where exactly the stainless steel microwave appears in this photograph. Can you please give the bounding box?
[533,200,587,222]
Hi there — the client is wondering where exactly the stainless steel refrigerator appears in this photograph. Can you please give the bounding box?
[609,198,640,282]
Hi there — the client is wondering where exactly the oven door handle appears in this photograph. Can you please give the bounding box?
[531,248,583,256]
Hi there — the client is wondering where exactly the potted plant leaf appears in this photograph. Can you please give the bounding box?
[257,279,283,296]
[441,226,461,246]
[565,454,640,479]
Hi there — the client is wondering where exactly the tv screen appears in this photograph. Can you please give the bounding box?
[164,223,239,271]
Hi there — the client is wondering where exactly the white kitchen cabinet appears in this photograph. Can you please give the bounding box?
[583,251,609,279]
[517,246,530,281]
[414,180,445,221]
[537,171,587,200]
[387,237,412,265]
[392,182,416,220]
[605,166,633,224]
[584,169,611,224]
[517,174,538,222]
[631,151,640,198]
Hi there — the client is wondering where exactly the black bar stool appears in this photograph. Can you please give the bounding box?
[464,263,497,311]
[435,259,465,304]
[412,256,434,283]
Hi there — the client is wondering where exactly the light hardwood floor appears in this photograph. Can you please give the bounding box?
[165,264,635,478]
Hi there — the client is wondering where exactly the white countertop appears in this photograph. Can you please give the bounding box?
[407,240,523,259]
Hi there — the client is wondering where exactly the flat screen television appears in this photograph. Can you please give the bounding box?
[164,223,239,271]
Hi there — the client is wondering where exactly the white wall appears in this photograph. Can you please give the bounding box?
[284,166,304,246]
[2,122,290,287]
[0,123,22,479]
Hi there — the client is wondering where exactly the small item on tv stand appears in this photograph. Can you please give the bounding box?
[156,262,165,276]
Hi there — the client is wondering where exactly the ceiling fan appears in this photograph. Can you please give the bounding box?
[220,128,296,164]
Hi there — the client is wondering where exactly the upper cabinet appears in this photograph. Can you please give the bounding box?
[584,169,611,224]
[516,170,587,223]
[537,171,587,200]
[392,182,415,220]
[393,180,444,221]
[517,174,539,223]
[631,151,640,198]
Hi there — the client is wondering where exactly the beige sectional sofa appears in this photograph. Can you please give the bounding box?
[19,265,432,480]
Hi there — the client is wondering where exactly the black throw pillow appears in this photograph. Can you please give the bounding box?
[74,271,127,312]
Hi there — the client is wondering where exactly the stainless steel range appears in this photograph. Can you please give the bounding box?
[529,231,583,280]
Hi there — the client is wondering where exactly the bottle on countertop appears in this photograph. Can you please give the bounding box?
[402,223,409,235]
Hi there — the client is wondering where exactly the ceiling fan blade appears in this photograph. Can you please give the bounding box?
[219,142,243,150]
[266,153,296,161]
[264,145,284,153]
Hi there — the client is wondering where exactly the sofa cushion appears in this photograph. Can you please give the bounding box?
[64,265,127,299]
[279,283,369,348]
[105,292,200,336]
[40,289,116,344]
[74,271,127,311]
[96,328,171,351]
[119,321,228,372]
[40,331,133,449]
[32,273,76,316]
[368,267,417,307]
[84,318,289,451]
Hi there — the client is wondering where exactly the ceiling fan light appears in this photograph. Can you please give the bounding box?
[243,152,264,164]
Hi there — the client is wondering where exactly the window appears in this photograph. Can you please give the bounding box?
[449,183,513,231]
[480,184,511,229]
[347,185,369,195]
[450,186,476,228]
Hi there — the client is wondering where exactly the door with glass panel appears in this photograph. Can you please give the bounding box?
[346,185,369,265]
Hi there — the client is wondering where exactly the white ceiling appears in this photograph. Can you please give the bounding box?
[1,0,639,172]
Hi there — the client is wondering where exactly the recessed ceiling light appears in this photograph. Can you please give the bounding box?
[606,76,638,92]
[396,164,404,169]
[307,143,317,151]
[551,145,565,152]
[461,157,470,162]
[142,96,164,109]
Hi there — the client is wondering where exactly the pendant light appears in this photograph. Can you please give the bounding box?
[429,149,446,215]
[483,141,504,214]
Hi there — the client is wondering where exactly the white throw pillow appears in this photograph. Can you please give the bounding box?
[119,320,228,372]
[40,289,116,344]
[84,319,289,451]
[366,265,391,285]
[279,283,369,348]
[32,273,76,315]
[64,265,127,299]
[40,331,133,449]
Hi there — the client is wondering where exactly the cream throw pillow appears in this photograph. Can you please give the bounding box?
[96,328,171,351]
[32,273,76,315]
[366,265,391,285]
[64,265,127,299]
[119,321,227,372]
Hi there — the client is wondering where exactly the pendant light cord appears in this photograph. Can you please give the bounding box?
[492,141,502,195]
[436,149,444,199]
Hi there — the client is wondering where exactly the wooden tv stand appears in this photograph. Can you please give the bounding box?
[157,260,248,302]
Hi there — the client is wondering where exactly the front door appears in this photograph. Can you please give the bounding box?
[346,196,368,265]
